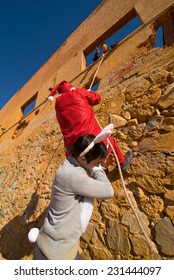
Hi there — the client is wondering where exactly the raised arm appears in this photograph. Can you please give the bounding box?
[66,166,114,199]
[80,88,101,106]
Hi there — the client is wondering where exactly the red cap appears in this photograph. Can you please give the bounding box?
[49,80,74,96]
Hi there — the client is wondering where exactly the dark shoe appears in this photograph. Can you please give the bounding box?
[121,150,133,171]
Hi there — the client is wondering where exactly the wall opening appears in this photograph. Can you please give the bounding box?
[91,82,100,91]
[83,77,100,91]
[21,93,38,118]
[154,26,164,48]
[85,15,142,67]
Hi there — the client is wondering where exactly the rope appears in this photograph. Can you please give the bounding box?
[0,55,104,137]
[33,57,105,192]
[107,138,158,254]
[89,54,105,90]
[2,2,174,137]
[88,52,158,254]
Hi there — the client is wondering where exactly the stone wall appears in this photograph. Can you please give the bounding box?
[0,45,174,260]
[1,0,174,260]
[80,46,174,260]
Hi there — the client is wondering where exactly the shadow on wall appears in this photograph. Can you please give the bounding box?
[0,192,47,260]
[12,119,30,139]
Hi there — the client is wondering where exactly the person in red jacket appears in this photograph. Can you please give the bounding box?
[48,80,133,170]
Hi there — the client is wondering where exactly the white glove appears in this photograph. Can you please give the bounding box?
[48,96,54,102]
[90,164,103,176]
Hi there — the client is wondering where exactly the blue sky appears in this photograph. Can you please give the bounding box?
[0,0,102,109]
[0,0,163,110]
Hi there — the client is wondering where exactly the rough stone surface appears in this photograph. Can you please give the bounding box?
[154,217,174,256]
[0,46,174,260]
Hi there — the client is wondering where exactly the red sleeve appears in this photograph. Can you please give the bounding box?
[50,84,60,96]
[81,89,101,106]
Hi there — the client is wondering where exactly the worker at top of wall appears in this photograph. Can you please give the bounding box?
[93,43,108,62]
[93,41,119,62]
[48,80,133,170]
